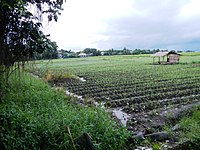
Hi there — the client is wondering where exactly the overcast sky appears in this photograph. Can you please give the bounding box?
[43,0,200,51]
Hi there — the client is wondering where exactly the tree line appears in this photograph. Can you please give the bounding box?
[58,48,163,58]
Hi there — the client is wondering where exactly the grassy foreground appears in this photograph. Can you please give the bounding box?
[0,71,130,150]
[179,107,200,149]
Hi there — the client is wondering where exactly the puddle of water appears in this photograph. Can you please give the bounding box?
[65,90,129,127]
[77,77,86,82]
[66,90,83,100]
[135,146,153,150]
[112,108,129,126]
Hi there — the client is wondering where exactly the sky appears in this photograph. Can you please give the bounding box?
[43,0,200,51]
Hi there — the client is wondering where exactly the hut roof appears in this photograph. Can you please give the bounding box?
[152,51,180,57]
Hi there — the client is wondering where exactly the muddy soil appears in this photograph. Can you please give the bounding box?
[52,78,200,149]
[126,101,200,133]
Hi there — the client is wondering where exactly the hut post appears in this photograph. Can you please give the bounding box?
[153,57,155,64]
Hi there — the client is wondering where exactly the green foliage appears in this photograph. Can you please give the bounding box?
[132,49,159,55]
[42,70,75,82]
[179,107,200,149]
[102,48,159,56]
[83,48,101,56]
[0,71,130,149]
[34,41,59,60]
[59,49,78,58]
[0,0,65,82]
[153,142,160,150]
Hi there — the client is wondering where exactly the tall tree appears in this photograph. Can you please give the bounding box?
[0,0,65,78]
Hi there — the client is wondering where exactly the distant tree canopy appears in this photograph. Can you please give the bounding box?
[60,49,77,58]
[102,48,160,56]
[0,0,65,76]
[83,48,101,56]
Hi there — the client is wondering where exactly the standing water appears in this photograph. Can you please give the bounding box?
[112,108,129,126]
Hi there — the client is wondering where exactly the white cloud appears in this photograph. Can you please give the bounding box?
[44,0,200,51]
[179,0,200,18]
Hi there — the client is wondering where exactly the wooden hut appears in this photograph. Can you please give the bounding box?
[152,51,180,64]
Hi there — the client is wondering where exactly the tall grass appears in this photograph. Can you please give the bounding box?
[0,71,130,150]
[179,107,200,149]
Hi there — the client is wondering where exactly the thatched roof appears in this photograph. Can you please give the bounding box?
[152,51,180,57]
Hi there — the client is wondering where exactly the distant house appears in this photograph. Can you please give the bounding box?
[78,53,87,58]
[152,51,181,64]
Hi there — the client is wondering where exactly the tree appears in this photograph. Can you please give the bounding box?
[83,48,101,56]
[34,40,59,60]
[0,0,65,79]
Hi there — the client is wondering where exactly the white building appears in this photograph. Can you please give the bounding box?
[78,53,87,58]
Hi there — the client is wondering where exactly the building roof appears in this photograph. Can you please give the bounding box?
[152,51,180,57]
[78,53,87,56]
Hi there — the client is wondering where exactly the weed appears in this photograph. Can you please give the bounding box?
[179,108,200,149]
[153,142,160,150]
